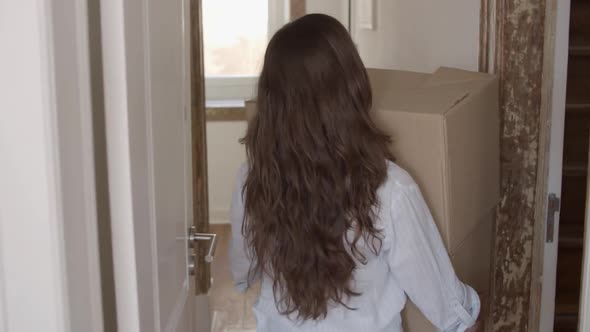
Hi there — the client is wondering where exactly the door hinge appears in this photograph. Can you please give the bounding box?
[546,193,561,243]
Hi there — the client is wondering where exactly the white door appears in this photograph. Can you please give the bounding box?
[1,1,104,331]
[100,0,209,330]
[539,1,571,331]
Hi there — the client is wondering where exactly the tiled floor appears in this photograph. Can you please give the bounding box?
[210,224,259,332]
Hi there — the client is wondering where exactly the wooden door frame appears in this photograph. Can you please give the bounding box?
[189,0,211,295]
[480,0,570,330]
[191,0,566,329]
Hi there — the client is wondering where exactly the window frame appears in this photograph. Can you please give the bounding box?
[204,0,290,102]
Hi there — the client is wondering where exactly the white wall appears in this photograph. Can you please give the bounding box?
[306,0,350,29]
[307,0,481,72]
[351,0,481,72]
[206,122,247,223]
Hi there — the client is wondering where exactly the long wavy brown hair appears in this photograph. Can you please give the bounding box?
[241,14,393,320]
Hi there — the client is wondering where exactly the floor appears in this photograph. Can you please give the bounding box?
[210,224,260,332]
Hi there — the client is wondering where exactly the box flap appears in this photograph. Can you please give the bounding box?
[426,67,495,86]
[368,67,494,115]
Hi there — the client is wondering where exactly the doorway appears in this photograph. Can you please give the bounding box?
[197,1,351,331]
[195,1,491,331]
[554,0,590,330]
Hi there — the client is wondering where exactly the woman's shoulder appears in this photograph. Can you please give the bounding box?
[383,160,418,192]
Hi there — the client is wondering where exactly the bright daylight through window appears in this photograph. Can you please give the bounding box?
[203,0,287,102]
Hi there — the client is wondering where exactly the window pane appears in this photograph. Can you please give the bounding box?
[203,0,268,77]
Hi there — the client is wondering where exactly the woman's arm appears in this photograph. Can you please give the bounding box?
[386,179,480,332]
[228,163,257,292]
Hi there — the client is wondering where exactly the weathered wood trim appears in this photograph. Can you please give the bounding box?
[190,0,211,294]
[490,1,547,331]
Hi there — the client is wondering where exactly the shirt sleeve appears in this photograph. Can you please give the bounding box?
[386,182,480,332]
[228,163,258,292]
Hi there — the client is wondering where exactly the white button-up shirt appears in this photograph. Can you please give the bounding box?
[230,161,480,332]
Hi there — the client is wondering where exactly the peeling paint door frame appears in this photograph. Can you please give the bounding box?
[480,0,570,330]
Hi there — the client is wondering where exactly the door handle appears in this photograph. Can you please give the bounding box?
[188,226,217,263]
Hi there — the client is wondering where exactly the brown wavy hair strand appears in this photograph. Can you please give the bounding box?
[241,13,394,320]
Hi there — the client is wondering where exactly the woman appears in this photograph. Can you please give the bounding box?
[230,14,481,332]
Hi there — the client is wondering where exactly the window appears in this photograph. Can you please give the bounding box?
[203,0,289,102]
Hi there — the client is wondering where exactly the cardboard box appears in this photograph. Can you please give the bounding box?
[369,67,499,331]
[369,67,499,252]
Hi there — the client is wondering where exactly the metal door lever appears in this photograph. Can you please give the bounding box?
[188,226,217,263]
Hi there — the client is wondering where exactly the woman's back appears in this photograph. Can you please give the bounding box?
[230,14,480,332]
[231,161,480,331]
